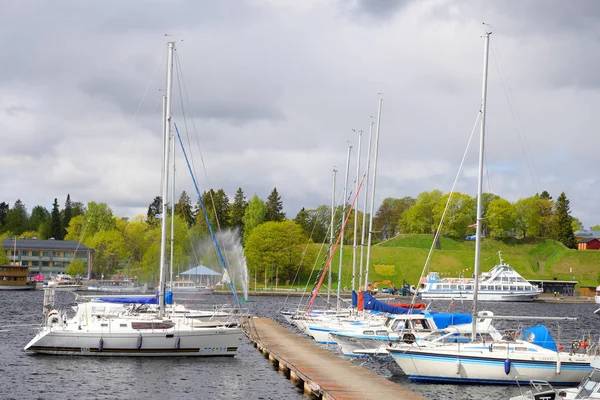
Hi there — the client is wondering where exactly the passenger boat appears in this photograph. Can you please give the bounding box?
[170,280,214,294]
[419,252,541,302]
[0,264,34,290]
[42,273,82,292]
[86,277,146,293]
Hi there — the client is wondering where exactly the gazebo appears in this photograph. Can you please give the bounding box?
[179,265,221,286]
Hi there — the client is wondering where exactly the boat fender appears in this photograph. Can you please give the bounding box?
[504,358,511,375]
[556,359,561,375]
[98,337,104,352]
[137,334,143,350]
[175,337,181,349]
[455,359,461,375]
[47,314,60,326]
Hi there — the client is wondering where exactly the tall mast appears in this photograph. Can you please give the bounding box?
[351,130,363,292]
[169,115,176,290]
[364,98,383,287]
[472,31,491,340]
[337,145,352,310]
[159,41,175,317]
[358,121,374,290]
[327,167,337,309]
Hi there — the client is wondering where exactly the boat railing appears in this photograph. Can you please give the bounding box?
[514,377,564,400]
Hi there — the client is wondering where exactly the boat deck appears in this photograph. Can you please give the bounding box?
[243,317,424,400]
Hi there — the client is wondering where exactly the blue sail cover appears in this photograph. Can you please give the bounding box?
[352,290,358,308]
[362,291,422,315]
[521,324,558,352]
[96,291,173,305]
[426,312,472,329]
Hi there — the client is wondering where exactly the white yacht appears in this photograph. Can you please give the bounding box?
[419,252,541,302]
[595,285,600,304]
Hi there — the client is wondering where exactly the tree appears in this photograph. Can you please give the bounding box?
[50,198,63,239]
[431,192,475,238]
[593,225,600,231]
[554,192,577,249]
[374,197,415,239]
[65,258,87,277]
[514,197,541,238]
[398,190,443,234]
[174,191,194,227]
[147,196,162,225]
[265,187,286,222]
[537,196,555,238]
[5,199,29,236]
[62,194,73,237]
[212,189,231,228]
[0,242,9,264]
[486,198,517,238]
[230,187,248,233]
[539,191,552,200]
[242,195,267,244]
[87,229,126,278]
[245,220,311,284]
[0,202,9,233]
[29,205,50,235]
[294,208,311,237]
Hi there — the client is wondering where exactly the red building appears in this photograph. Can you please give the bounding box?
[577,238,600,250]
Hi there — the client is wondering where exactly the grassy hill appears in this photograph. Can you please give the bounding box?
[311,234,600,289]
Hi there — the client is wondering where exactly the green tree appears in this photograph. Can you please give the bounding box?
[64,215,85,242]
[212,189,231,228]
[242,195,267,244]
[265,187,286,222]
[374,197,415,239]
[432,192,475,238]
[0,242,9,264]
[486,198,517,238]
[245,220,311,284]
[174,191,194,227]
[0,202,8,233]
[88,229,127,278]
[65,258,87,277]
[398,190,443,234]
[62,194,73,238]
[294,207,311,237]
[5,199,29,236]
[593,225,600,231]
[147,196,162,225]
[514,196,541,238]
[50,198,63,239]
[537,196,555,238]
[554,192,577,249]
[230,187,248,233]
[29,205,50,235]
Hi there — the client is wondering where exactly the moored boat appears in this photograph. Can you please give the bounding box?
[0,264,34,290]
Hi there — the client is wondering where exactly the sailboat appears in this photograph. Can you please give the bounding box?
[24,41,243,356]
[386,32,596,385]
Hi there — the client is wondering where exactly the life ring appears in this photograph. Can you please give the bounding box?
[403,333,416,345]
[47,310,60,326]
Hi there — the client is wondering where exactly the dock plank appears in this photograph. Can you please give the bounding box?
[243,317,426,400]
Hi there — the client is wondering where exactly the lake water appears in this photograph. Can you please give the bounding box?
[1,290,598,400]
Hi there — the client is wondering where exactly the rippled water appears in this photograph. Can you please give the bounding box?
[2,291,599,400]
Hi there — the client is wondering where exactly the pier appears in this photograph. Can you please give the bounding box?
[243,317,425,400]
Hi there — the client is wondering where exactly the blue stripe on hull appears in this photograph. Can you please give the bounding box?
[406,375,581,386]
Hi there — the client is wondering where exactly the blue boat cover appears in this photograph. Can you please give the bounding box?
[96,291,173,305]
[425,312,472,329]
[521,324,558,352]
[362,291,421,315]
[352,290,358,307]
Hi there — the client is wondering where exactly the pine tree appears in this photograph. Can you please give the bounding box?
[242,195,267,244]
[0,201,8,233]
[554,192,577,249]
[147,196,162,225]
[50,198,63,239]
[231,187,248,233]
[175,191,194,227]
[5,199,29,235]
[63,194,73,237]
[265,187,285,222]
[293,207,312,237]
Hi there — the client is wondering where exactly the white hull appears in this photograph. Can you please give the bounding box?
[420,291,539,302]
[595,295,600,304]
[389,345,592,385]
[0,284,34,290]
[86,286,146,293]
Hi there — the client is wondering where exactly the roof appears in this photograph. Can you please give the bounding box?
[577,238,600,244]
[574,230,600,239]
[1,238,91,251]
[180,265,221,276]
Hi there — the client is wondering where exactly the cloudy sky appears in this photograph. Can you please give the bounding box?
[1,0,598,228]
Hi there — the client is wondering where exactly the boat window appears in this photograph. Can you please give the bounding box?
[515,347,528,352]
[101,323,108,327]
[493,346,506,351]
[465,285,473,290]
[510,286,516,291]
[376,330,388,336]
[120,324,127,327]
[363,330,374,335]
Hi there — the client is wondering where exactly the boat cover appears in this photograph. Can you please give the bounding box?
[96,291,173,305]
[521,324,558,352]
[425,312,472,329]
[362,291,422,315]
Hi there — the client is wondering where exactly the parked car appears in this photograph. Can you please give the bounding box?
[465,234,476,241]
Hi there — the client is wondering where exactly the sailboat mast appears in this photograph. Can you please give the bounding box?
[472,31,491,340]
[351,131,362,292]
[327,167,337,309]
[364,98,383,288]
[358,121,374,291]
[169,120,176,289]
[337,145,352,309]
[159,41,175,318]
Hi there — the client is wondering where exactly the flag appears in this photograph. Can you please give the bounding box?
[468,223,477,229]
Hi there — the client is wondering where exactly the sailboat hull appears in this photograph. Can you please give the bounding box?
[25,324,242,357]
[389,347,592,385]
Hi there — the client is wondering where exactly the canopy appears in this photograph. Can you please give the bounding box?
[180,265,221,276]
[521,324,558,352]
[96,291,173,305]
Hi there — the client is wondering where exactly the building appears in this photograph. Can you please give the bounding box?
[579,285,597,298]
[2,238,94,278]
[528,279,578,296]
[577,238,600,250]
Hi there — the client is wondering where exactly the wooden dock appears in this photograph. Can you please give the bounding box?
[242,317,425,400]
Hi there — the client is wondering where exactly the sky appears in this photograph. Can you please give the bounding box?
[1,0,598,228]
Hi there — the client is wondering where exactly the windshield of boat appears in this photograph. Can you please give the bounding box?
[577,369,600,397]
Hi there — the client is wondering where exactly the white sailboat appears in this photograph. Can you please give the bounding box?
[386,32,596,385]
[24,41,243,357]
